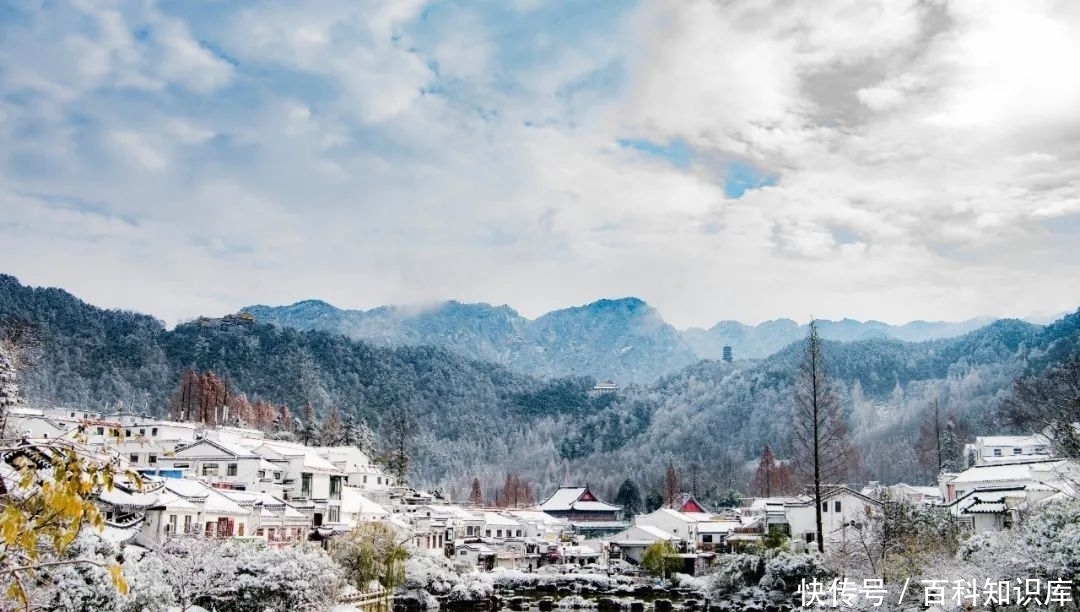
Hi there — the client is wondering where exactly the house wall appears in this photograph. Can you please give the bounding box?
[786,493,878,549]
[636,511,697,542]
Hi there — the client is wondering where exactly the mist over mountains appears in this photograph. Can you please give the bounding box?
[4,273,1079,504]
[245,298,996,383]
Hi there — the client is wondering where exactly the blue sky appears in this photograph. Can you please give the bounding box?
[2,0,1080,327]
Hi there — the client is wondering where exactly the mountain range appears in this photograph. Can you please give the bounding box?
[243,299,997,383]
[3,273,1079,504]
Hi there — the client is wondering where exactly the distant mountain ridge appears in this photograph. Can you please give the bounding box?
[244,298,1001,383]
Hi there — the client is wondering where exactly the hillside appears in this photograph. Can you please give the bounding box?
[3,274,1079,504]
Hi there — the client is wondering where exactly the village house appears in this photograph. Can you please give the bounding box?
[538,484,626,537]
[314,445,394,505]
[939,459,1075,503]
[634,508,700,547]
[963,435,1053,467]
[153,437,269,490]
[606,524,680,564]
[238,439,346,527]
[784,486,882,552]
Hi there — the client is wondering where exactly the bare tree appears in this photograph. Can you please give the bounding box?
[791,320,858,553]
[750,445,795,497]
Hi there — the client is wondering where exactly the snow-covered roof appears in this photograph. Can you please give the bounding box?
[481,512,521,527]
[646,508,699,523]
[977,435,1049,447]
[538,485,620,513]
[949,460,1066,485]
[341,487,389,517]
[98,488,159,508]
[172,437,259,459]
[606,525,676,546]
[252,441,344,474]
[162,479,249,515]
[697,520,740,533]
[505,510,567,526]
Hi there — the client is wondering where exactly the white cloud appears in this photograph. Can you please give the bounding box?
[1,0,1079,329]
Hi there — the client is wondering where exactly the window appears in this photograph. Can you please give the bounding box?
[485,530,491,537]
[805,533,815,543]
[70,411,75,418]
[174,463,190,469]
[139,428,145,436]
[516,530,522,537]
[993,448,1002,456]
[96,427,104,435]
[363,475,368,484]
[702,534,713,543]
[151,427,158,436]
[129,454,139,464]
[167,515,177,534]
[227,463,238,476]
[821,502,828,513]
[328,507,340,523]
[1013,448,1022,455]
[1035,446,1049,454]
[834,501,842,513]
[238,524,245,536]
[125,430,131,437]
[258,470,265,479]
[183,515,192,534]
[148,454,157,465]
[377,476,382,485]
[273,471,281,480]
[301,472,312,498]
[330,476,342,500]
[203,463,219,476]
[460,550,467,556]
[497,530,503,538]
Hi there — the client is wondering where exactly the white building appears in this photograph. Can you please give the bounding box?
[964,435,1054,467]
[784,487,882,551]
[940,459,1074,503]
[634,508,700,546]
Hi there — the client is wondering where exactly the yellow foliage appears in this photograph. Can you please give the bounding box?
[0,441,129,610]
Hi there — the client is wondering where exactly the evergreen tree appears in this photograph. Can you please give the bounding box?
[469,478,484,506]
[614,479,642,516]
[299,402,318,446]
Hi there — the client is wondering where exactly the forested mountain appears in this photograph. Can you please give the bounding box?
[245,298,996,382]
[245,297,697,384]
[3,274,1079,507]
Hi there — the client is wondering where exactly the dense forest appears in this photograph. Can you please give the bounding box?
[2,274,1079,506]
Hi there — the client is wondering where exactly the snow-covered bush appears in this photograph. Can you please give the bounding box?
[227,542,345,612]
[705,554,766,597]
[670,572,707,592]
[403,552,472,595]
[758,552,832,594]
[445,580,494,602]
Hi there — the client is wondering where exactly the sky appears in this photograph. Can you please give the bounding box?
[2,0,1080,329]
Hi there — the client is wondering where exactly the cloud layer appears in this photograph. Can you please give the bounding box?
[2,0,1079,327]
